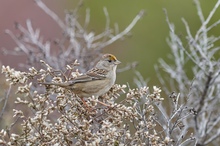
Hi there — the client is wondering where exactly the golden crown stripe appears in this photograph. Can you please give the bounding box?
[109,54,117,61]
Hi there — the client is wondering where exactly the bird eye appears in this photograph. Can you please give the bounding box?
[108,60,112,63]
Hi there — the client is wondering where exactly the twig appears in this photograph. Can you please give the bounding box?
[194,71,212,130]
[35,0,66,31]
[0,84,11,119]
[204,129,220,145]
[194,0,220,41]
[95,10,145,49]
[6,115,20,138]
[117,62,138,73]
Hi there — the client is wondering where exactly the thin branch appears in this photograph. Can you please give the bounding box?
[6,114,20,138]
[194,71,212,130]
[164,9,207,74]
[0,84,11,119]
[204,130,220,145]
[195,0,220,41]
[117,62,138,73]
[35,0,66,30]
[95,10,145,49]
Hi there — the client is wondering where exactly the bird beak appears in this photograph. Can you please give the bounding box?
[114,60,121,65]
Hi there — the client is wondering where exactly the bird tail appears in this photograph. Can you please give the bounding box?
[40,82,70,87]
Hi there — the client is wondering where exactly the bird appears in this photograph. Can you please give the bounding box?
[41,54,121,107]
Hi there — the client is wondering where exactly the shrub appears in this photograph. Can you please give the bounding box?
[1,0,220,145]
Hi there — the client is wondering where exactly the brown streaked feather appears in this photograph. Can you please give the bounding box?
[86,68,108,79]
[40,68,108,87]
[63,68,107,85]
[70,74,93,83]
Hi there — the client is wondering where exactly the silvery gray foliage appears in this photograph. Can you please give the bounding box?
[0,0,168,146]
[1,0,220,145]
[3,0,143,72]
[155,0,220,145]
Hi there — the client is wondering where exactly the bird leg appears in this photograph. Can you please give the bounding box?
[80,97,93,112]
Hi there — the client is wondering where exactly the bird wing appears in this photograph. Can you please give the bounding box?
[86,68,107,79]
[40,68,108,86]
[70,74,94,83]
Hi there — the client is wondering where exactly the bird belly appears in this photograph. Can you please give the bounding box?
[72,79,112,97]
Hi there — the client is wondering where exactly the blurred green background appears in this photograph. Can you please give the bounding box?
[68,0,220,87]
[1,0,220,87]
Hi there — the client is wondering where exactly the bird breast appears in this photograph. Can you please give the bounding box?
[72,78,114,97]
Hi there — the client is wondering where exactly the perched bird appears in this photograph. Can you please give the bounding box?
[41,54,121,98]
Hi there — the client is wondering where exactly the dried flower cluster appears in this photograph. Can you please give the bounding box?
[1,0,220,145]
[1,64,167,145]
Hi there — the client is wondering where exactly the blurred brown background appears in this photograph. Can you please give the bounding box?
[0,0,219,86]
